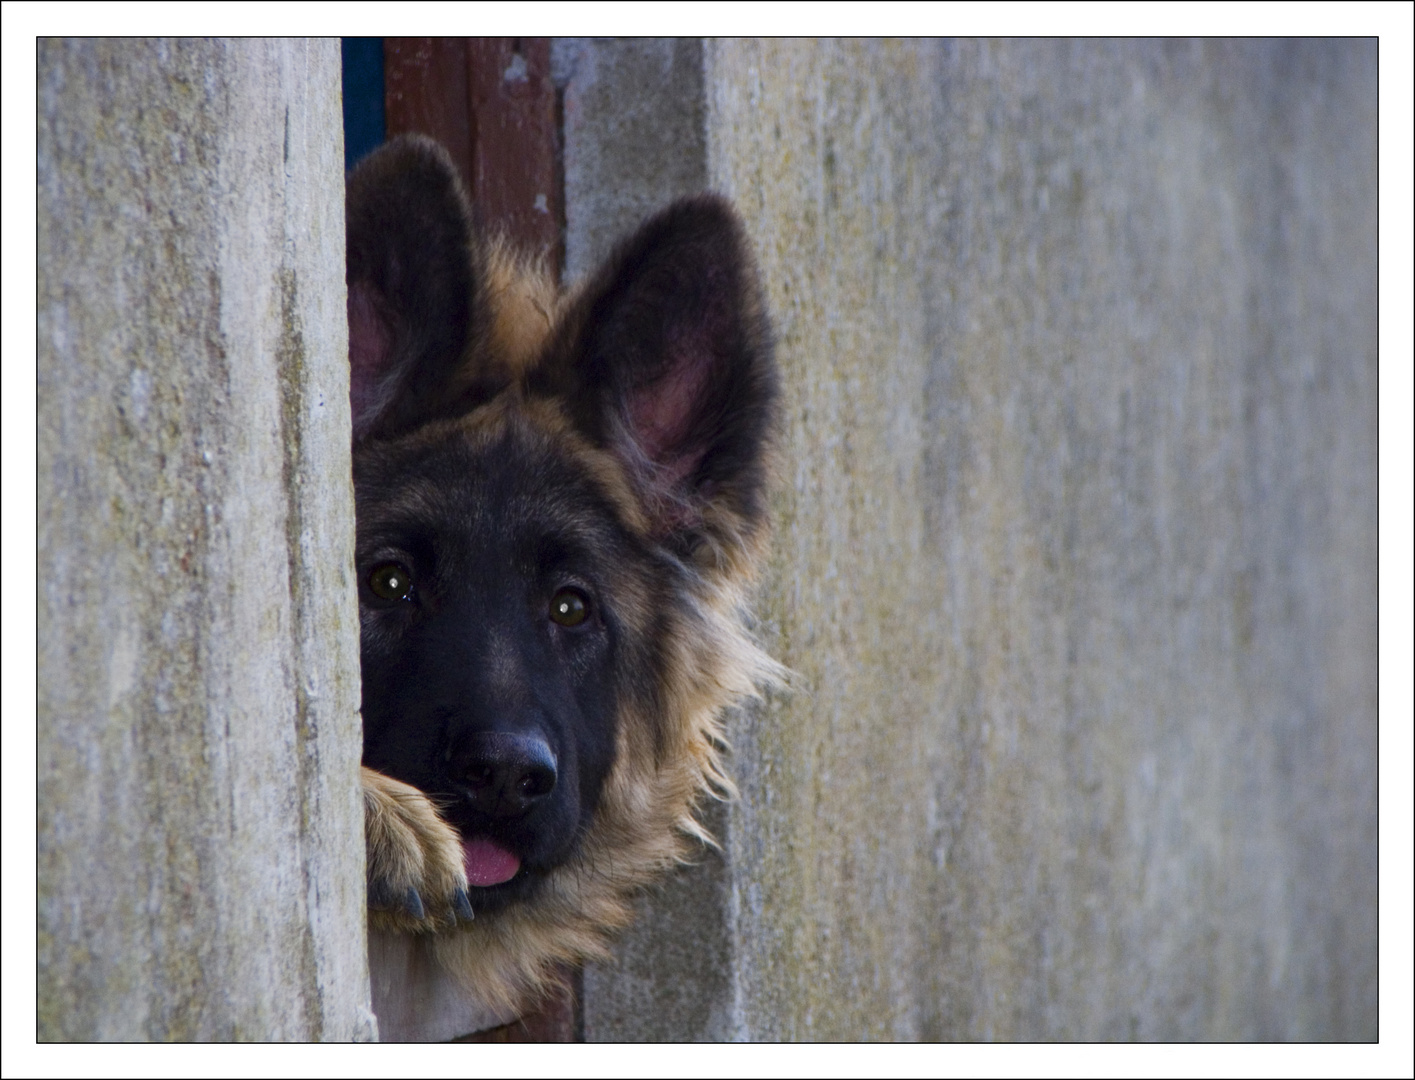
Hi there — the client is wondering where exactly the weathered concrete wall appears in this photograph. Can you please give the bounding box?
[570,39,1376,1041]
[38,39,374,1040]
[555,38,708,284]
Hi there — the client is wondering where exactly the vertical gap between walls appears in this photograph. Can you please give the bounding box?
[342,35,581,1043]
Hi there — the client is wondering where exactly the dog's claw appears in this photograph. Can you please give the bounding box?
[454,887,475,922]
[402,886,426,920]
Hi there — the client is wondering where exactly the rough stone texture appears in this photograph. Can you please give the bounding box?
[553,38,708,284]
[38,39,374,1041]
[576,39,1376,1041]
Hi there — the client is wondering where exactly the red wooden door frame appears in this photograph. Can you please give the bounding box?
[385,38,562,274]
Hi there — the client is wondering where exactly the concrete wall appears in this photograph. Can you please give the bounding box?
[36,37,1376,1043]
[37,39,374,1041]
[565,39,1376,1041]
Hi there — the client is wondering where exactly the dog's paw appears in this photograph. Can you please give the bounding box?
[362,767,475,933]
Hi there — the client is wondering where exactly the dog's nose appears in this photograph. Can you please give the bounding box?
[456,732,557,818]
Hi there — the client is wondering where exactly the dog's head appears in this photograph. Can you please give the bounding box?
[346,136,778,995]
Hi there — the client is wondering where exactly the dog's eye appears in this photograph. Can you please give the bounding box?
[549,588,589,627]
[368,562,414,602]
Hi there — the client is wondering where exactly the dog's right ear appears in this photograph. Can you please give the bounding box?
[345,135,489,442]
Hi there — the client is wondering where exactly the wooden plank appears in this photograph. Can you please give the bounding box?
[385,38,561,274]
[465,38,562,272]
[383,38,473,186]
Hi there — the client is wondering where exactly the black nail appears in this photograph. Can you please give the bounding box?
[453,888,475,922]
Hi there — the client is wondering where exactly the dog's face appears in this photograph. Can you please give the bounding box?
[347,134,777,993]
[355,408,650,909]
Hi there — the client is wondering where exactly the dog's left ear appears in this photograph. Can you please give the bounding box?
[535,196,778,560]
[345,135,491,442]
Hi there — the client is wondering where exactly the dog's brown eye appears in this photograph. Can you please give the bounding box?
[549,588,588,627]
[369,563,413,602]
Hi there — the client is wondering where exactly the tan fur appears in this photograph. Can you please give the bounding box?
[364,768,468,934]
[361,213,784,1018]
[483,238,561,379]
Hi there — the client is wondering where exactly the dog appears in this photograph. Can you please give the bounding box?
[346,135,781,1017]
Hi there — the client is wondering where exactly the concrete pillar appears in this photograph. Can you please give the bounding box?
[38,39,374,1041]
[565,38,1376,1041]
[555,38,743,1041]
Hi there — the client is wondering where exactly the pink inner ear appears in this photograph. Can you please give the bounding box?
[348,282,391,426]
[628,341,712,463]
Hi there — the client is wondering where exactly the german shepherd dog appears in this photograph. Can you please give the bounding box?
[347,136,780,1016]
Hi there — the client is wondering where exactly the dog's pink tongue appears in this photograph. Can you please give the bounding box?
[463,838,520,887]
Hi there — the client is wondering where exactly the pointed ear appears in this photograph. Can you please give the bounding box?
[536,196,778,560]
[345,135,491,441]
